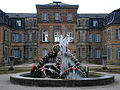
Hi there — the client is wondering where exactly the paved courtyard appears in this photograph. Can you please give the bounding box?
[0,73,119,90]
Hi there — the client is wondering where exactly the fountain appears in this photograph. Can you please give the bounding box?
[10,35,114,87]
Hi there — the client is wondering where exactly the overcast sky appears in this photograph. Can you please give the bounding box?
[0,0,120,13]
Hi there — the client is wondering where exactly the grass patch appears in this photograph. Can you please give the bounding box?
[0,67,31,74]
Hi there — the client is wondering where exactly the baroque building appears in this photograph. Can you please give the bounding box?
[0,1,120,65]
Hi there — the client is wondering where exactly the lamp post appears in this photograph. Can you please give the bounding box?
[9,56,14,70]
[102,55,108,70]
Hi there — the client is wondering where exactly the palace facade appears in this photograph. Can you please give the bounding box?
[0,1,120,65]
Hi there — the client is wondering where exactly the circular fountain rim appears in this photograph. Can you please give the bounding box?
[10,72,114,87]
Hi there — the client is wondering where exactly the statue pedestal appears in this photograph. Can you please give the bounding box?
[8,56,14,71]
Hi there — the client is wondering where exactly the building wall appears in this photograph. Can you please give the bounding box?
[0,25,12,65]
[1,2,120,65]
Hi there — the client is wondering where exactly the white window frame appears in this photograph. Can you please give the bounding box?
[93,20,98,27]
[14,33,19,42]
[16,20,21,26]
[96,50,100,58]
[66,30,73,42]
[89,33,92,42]
[29,32,32,42]
[82,48,86,58]
[54,30,60,42]
[14,49,19,58]
[43,49,48,58]
[42,30,48,42]
[29,48,33,58]
[81,31,85,42]
[78,48,80,58]
[96,33,100,42]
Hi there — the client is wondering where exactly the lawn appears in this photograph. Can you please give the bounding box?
[0,65,120,74]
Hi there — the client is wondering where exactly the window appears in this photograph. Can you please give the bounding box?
[14,33,22,42]
[102,48,107,56]
[81,31,85,42]
[4,48,7,59]
[78,20,80,26]
[42,12,47,21]
[42,30,48,42]
[89,45,91,58]
[78,32,80,42]
[96,50,100,58]
[33,48,37,56]
[66,30,72,37]
[67,13,72,21]
[14,49,21,58]
[23,33,26,42]
[4,30,8,41]
[115,48,120,60]
[96,33,100,42]
[78,48,80,58]
[43,49,48,58]
[16,20,21,26]
[82,48,86,58]
[9,31,11,42]
[89,33,92,42]
[55,13,59,21]
[92,33,96,42]
[108,30,111,40]
[93,20,98,27]
[66,30,73,42]
[14,33,19,42]
[54,30,60,42]
[115,29,120,40]
[29,32,32,42]
[105,31,107,41]
[33,32,37,42]
[92,48,96,58]
[108,48,111,60]
[81,20,86,26]
[29,48,33,58]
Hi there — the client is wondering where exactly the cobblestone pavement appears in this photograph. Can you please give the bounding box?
[0,73,119,90]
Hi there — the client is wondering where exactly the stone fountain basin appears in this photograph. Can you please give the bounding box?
[10,72,114,87]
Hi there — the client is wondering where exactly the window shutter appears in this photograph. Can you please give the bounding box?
[9,32,11,42]
[115,48,118,60]
[115,29,118,40]
[11,32,12,42]
[93,48,95,58]
[108,48,111,60]
[102,32,104,41]
[19,49,22,58]
[14,34,16,42]
[93,33,96,42]
[19,32,22,42]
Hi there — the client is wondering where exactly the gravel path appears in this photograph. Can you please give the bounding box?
[0,73,119,90]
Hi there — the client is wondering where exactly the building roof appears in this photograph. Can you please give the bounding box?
[36,1,79,8]
[77,13,108,18]
[6,13,36,18]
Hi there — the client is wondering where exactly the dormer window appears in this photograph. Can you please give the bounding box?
[16,20,21,26]
[93,20,98,27]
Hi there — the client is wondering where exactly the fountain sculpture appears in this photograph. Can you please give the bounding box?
[30,35,89,79]
[10,35,114,87]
